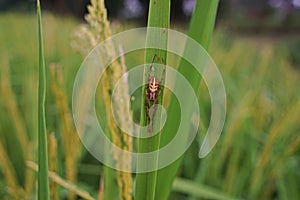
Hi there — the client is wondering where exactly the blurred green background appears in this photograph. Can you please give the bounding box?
[0,0,300,199]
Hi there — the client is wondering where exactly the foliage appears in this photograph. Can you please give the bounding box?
[135,0,170,199]
[0,6,300,200]
[37,0,50,199]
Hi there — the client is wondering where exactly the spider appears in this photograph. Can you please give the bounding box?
[145,54,166,134]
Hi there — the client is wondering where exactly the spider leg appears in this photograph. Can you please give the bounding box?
[150,91,161,135]
[148,54,157,81]
[158,65,166,85]
[150,54,157,68]
[145,90,152,134]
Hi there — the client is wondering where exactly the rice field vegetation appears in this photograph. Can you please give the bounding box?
[0,8,299,199]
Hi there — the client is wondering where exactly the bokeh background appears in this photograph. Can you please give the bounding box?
[1,0,300,27]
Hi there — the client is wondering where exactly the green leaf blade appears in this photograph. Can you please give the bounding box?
[37,0,50,199]
[155,0,220,199]
[135,0,171,200]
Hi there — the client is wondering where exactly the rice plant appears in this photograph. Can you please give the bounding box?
[0,0,299,199]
